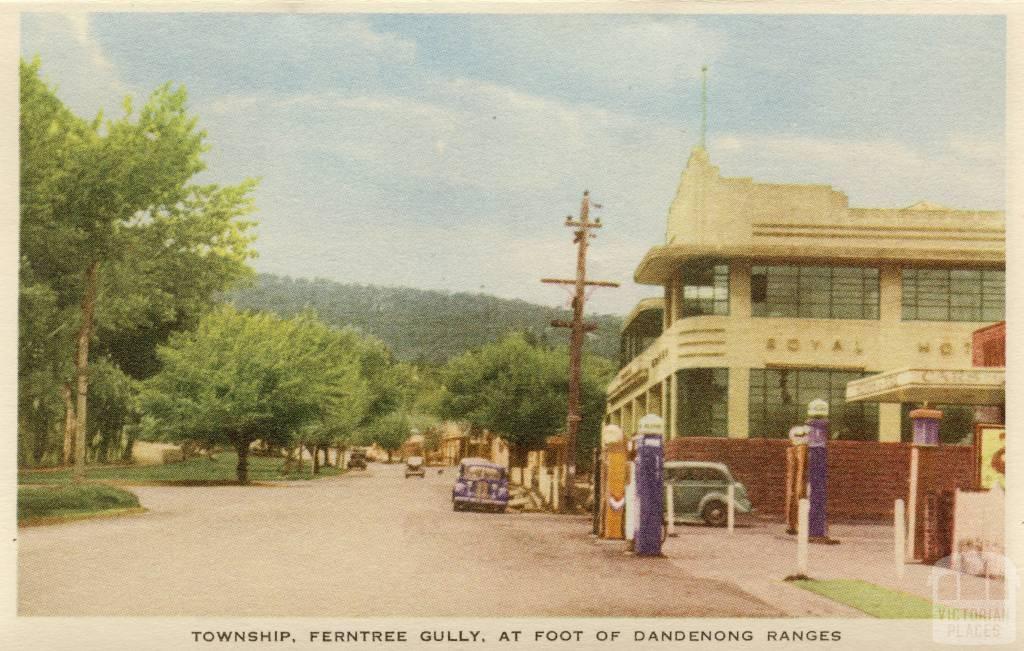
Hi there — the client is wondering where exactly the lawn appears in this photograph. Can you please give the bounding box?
[791,579,945,619]
[18,483,144,525]
[18,452,345,486]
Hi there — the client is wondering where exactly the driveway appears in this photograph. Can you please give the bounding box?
[18,463,781,617]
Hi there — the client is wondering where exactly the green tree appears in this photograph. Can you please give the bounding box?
[142,308,366,482]
[19,59,257,475]
[437,333,614,473]
[368,412,412,463]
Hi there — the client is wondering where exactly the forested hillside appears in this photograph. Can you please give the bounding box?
[228,274,624,363]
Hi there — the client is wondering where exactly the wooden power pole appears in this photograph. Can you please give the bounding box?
[542,191,618,513]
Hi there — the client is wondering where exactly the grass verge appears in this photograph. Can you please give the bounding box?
[19,452,345,486]
[791,579,944,619]
[18,484,143,526]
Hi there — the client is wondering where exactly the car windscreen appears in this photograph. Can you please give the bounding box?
[462,465,502,480]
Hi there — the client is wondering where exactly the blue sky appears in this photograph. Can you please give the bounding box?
[21,13,1005,315]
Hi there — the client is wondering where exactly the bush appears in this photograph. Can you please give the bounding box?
[18,484,141,521]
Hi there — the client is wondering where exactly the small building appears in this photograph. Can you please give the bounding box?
[399,433,424,461]
[439,422,470,466]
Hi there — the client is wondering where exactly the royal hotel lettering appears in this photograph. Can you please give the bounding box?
[766,338,971,356]
[766,338,864,355]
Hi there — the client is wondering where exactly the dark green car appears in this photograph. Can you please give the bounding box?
[664,461,753,527]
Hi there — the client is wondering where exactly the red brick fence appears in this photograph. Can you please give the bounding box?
[665,437,977,522]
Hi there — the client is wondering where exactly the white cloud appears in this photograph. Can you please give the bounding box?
[708,132,1003,210]
[194,76,689,313]
[332,19,417,63]
[471,17,724,91]
[21,14,130,118]
[203,77,683,196]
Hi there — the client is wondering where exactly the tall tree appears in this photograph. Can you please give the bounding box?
[142,308,367,483]
[368,412,412,463]
[437,333,612,472]
[19,59,256,475]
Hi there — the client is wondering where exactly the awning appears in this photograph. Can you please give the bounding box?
[845,367,1005,405]
[634,243,1004,285]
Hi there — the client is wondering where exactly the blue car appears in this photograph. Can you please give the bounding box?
[452,458,509,513]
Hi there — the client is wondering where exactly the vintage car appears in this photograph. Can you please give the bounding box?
[664,461,753,527]
[451,458,509,512]
[346,448,368,470]
[405,456,426,478]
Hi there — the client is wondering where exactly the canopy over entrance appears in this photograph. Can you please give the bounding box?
[845,367,1005,405]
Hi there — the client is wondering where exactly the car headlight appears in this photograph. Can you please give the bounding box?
[454,482,467,495]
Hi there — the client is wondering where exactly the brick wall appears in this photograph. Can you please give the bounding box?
[665,437,976,522]
[972,321,1005,367]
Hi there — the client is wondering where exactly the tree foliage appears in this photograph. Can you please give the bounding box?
[18,58,257,469]
[143,307,371,482]
[437,333,614,467]
[367,412,412,462]
[229,273,624,363]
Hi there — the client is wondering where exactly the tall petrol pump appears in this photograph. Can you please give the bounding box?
[631,414,665,556]
[805,398,838,544]
[600,425,626,540]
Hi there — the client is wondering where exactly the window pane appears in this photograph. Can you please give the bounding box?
[903,267,1003,322]
[677,368,729,437]
[680,261,730,317]
[749,368,878,440]
[753,265,878,321]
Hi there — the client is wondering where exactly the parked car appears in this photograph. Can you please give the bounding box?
[452,458,509,512]
[664,461,752,527]
[405,456,425,478]
[347,448,368,470]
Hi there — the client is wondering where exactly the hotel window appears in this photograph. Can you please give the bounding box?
[899,404,976,445]
[901,269,1004,322]
[751,265,879,319]
[676,368,729,437]
[680,262,729,317]
[748,368,878,440]
[618,308,663,369]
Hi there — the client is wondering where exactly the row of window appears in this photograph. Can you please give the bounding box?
[677,262,1004,323]
[674,367,975,443]
[619,307,664,369]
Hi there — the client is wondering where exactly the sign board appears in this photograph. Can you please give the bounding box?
[976,424,1006,490]
[807,398,829,418]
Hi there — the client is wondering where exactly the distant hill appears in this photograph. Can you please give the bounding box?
[227,273,624,364]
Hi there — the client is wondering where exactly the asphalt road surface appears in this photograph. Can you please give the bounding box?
[18,462,781,617]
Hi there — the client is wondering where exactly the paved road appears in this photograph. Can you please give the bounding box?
[18,463,781,617]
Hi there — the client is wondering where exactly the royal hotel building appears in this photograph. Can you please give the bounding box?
[605,147,1004,444]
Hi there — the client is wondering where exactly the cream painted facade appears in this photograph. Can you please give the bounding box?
[606,147,1005,443]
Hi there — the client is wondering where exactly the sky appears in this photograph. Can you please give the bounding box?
[20,13,1006,315]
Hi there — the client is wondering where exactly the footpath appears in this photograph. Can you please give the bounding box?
[658,518,1003,618]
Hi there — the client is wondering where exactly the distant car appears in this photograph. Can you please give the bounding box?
[452,458,509,513]
[664,461,753,527]
[347,448,368,470]
[405,456,425,478]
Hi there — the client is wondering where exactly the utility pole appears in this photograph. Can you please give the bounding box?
[542,191,619,513]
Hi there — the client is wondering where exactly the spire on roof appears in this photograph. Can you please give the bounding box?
[700,64,708,150]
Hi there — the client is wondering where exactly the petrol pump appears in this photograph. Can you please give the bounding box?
[600,425,626,540]
[630,414,665,557]
[805,399,838,544]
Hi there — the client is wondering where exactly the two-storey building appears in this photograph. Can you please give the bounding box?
[606,146,1005,445]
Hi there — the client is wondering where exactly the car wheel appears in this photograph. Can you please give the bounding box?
[702,500,728,527]
[453,502,461,512]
